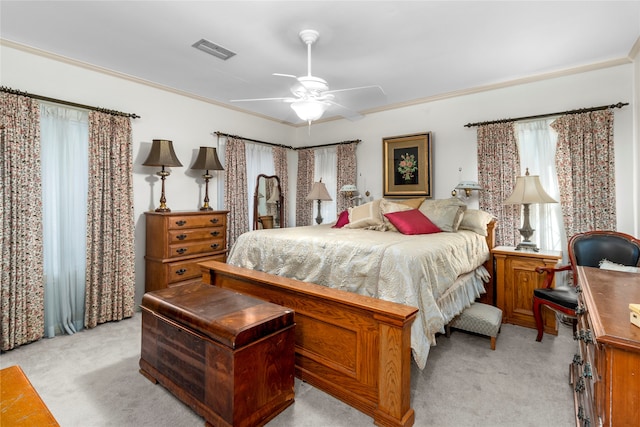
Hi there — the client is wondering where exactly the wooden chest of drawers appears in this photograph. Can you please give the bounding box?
[145,210,228,292]
[572,266,640,427]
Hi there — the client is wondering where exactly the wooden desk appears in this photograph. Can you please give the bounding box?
[1,365,59,426]
[573,266,640,426]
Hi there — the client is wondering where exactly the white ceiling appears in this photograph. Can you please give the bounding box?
[2,1,639,125]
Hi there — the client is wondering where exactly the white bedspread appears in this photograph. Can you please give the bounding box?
[227,225,490,369]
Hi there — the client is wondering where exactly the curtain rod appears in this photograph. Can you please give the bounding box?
[0,86,140,119]
[463,102,628,128]
[214,131,360,150]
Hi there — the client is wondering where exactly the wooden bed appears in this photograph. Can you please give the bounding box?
[198,220,496,427]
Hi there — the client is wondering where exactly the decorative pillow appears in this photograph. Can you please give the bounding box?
[344,199,384,230]
[332,210,350,228]
[380,199,413,231]
[418,198,467,232]
[383,209,441,235]
[599,259,640,273]
[395,197,426,210]
[459,209,495,236]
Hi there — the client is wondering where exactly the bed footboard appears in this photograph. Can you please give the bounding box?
[199,261,418,427]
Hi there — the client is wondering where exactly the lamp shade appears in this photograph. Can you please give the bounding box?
[143,139,183,167]
[191,146,223,171]
[291,100,330,122]
[306,181,332,201]
[455,181,482,192]
[504,170,557,205]
[340,184,358,193]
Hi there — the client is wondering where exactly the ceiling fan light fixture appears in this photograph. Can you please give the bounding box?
[291,99,330,122]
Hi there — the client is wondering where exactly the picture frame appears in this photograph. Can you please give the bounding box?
[383,132,432,198]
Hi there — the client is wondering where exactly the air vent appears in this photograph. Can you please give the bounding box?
[192,39,236,61]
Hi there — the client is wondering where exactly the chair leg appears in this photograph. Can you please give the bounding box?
[532,298,545,342]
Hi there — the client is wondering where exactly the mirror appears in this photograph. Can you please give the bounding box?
[254,174,284,230]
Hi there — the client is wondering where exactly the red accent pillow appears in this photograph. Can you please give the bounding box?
[333,210,350,228]
[383,209,441,235]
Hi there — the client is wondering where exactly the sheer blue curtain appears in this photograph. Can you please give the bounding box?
[40,103,88,337]
[314,147,337,223]
[516,119,566,253]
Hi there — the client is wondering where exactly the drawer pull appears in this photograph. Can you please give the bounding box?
[176,234,187,240]
[175,220,187,226]
[210,218,219,224]
[575,305,586,315]
[572,353,583,366]
[211,243,220,250]
[175,268,187,275]
[574,377,585,393]
[210,231,220,237]
[176,248,187,255]
[583,363,592,379]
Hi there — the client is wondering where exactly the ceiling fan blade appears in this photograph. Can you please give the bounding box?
[326,100,364,122]
[230,97,296,103]
[273,73,298,79]
[323,85,386,96]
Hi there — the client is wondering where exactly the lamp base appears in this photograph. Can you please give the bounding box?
[514,241,539,252]
[155,207,171,213]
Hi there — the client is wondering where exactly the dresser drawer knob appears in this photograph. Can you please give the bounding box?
[176,234,187,240]
[175,268,187,275]
[211,243,219,249]
[210,231,220,237]
[176,248,187,255]
[210,218,219,224]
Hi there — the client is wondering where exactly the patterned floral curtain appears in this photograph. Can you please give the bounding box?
[272,146,288,228]
[551,110,616,237]
[0,93,45,351]
[477,122,521,246]
[224,137,248,249]
[84,112,135,328]
[336,143,357,214]
[296,149,314,226]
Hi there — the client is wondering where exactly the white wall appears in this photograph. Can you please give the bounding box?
[2,43,638,306]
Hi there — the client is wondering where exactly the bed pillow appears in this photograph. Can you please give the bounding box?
[344,199,384,230]
[599,259,640,273]
[459,209,494,236]
[333,210,350,228]
[380,199,413,231]
[418,198,467,232]
[384,209,441,235]
[395,197,426,209]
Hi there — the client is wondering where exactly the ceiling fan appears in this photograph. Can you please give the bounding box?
[231,29,385,125]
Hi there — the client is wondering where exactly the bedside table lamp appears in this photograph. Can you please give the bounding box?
[143,139,183,212]
[306,179,332,224]
[190,146,224,211]
[504,168,557,252]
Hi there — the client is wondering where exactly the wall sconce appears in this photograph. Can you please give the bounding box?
[340,184,358,198]
[190,146,224,211]
[451,181,483,198]
[143,139,182,212]
[306,179,332,224]
[504,168,557,252]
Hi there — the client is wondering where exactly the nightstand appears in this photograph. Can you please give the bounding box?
[492,246,562,334]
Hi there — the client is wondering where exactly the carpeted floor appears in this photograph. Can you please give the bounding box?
[0,312,576,426]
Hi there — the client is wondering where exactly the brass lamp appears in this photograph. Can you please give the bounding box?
[504,168,557,252]
[190,146,224,211]
[306,179,332,224]
[143,139,182,212]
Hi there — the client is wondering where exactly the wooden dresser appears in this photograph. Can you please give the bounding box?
[145,210,228,292]
[493,246,562,333]
[572,266,640,427]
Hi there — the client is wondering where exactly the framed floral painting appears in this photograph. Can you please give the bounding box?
[383,132,432,198]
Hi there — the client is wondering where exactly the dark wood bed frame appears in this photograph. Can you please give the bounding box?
[199,220,496,427]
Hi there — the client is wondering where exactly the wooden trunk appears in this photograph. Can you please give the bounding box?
[199,261,419,427]
[139,283,295,427]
